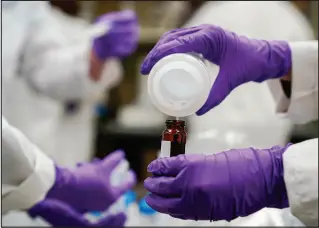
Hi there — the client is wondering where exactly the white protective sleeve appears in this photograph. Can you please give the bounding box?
[283,138,318,227]
[1,116,55,214]
[19,2,122,102]
[267,41,318,124]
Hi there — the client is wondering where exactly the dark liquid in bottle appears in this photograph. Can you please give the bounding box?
[161,119,187,157]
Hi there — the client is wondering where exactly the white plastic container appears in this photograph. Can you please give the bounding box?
[86,160,129,223]
[107,159,129,214]
[147,53,218,117]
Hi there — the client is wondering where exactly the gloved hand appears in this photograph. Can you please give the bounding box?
[144,145,291,222]
[42,150,136,213]
[140,25,291,115]
[29,199,126,227]
[93,10,139,61]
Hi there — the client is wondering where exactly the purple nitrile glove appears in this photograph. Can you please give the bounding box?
[29,199,126,227]
[140,25,291,115]
[43,150,136,213]
[92,10,139,60]
[76,158,101,167]
[144,144,291,222]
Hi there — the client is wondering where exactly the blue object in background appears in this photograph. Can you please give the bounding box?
[95,104,108,117]
[139,196,157,216]
[89,211,103,217]
[124,190,137,208]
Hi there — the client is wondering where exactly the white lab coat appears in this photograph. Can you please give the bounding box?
[1,116,55,214]
[272,41,318,227]
[184,1,317,227]
[48,7,123,168]
[2,1,122,167]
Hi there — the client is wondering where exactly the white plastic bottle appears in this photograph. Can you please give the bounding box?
[147,53,219,117]
[107,159,129,214]
[86,159,129,222]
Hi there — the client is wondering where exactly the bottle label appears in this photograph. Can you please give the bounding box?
[160,141,186,157]
[160,141,171,158]
[170,141,185,157]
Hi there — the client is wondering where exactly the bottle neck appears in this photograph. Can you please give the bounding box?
[165,120,185,130]
[166,125,185,130]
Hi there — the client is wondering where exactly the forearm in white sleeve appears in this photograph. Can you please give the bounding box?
[1,116,55,213]
[267,41,318,124]
[283,138,318,226]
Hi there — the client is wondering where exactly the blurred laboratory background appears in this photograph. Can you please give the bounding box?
[49,0,318,195]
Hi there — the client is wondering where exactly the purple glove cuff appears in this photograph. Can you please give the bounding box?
[45,165,73,202]
[92,40,110,61]
[265,143,292,209]
[28,165,71,216]
[253,40,292,83]
[219,143,292,221]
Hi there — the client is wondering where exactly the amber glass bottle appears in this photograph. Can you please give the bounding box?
[160,120,187,157]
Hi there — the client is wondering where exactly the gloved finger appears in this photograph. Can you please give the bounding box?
[111,16,138,28]
[144,176,181,197]
[109,26,139,35]
[140,36,199,75]
[196,69,232,115]
[155,27,202,49]
[147,155,187,176]
[100,150,125,171]
[145,193,181,214]
[145,29,180,55]
[148,26,203,56]
[76,158,101,167]
[28,200,88,227]
[99,10,137,23]
[96,212,126,227]
[115,38,139,54]
[113,9,137,22]
[113,169,136,197]
[170,214,187,220]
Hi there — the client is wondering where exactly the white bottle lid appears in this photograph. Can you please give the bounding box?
[148,53,212,117]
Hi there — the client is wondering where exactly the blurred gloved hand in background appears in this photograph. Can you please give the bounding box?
[29,199,126,227]
[92,10,139,61]
[144,145,291,222]
[31,150,136,214]
[140,24,291,115]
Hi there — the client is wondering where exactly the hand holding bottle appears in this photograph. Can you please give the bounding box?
[144,145,290,221]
